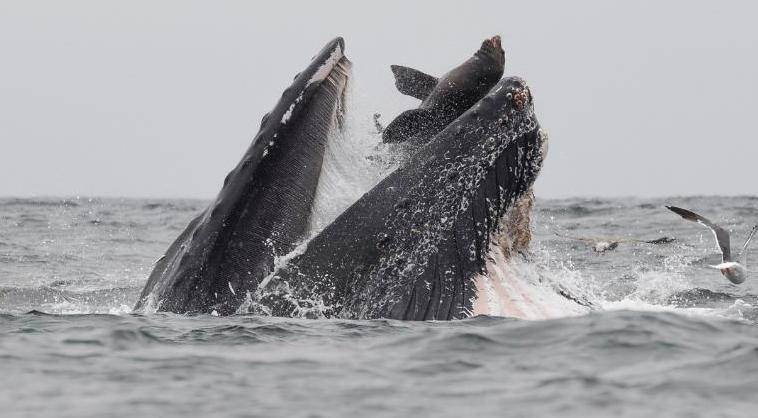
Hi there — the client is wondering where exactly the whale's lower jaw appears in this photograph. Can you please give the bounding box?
[134,38,352,315]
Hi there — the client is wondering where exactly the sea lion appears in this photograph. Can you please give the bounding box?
[382,35,505,144]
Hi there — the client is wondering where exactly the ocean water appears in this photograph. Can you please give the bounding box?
[2,196,758,417]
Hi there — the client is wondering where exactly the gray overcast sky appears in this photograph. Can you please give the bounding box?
[0,1,755,199]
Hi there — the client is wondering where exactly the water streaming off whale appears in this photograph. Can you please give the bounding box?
[305,80,399,236]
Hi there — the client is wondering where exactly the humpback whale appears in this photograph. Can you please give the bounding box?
[252,76,546,320]
[135,37,351,315]
[382,36,505,144]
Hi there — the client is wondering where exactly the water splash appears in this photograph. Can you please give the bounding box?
[306,78,400,235]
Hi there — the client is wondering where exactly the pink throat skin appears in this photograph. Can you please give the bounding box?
[469,242,590,320]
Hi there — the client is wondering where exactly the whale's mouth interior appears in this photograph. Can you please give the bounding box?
[305,79,399,236]
[308,45,349,88]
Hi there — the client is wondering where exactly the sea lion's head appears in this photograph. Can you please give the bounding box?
[476,35,506,69]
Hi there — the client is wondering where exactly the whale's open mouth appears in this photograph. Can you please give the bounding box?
[138,37,549,321]
[252,76,547,320]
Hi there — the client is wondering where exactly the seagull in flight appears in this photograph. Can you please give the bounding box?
[666,206,758,284]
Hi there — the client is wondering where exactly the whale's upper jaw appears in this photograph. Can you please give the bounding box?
[377,77,542,320]
[474,76,533,124]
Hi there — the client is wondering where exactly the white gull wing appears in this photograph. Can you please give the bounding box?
[666,206,731,262]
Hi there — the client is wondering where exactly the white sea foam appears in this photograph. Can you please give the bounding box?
[523,215,758,323]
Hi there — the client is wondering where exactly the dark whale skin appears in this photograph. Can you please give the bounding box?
[135,37,351,315]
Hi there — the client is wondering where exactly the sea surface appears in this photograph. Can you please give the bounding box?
[2,196,758,417]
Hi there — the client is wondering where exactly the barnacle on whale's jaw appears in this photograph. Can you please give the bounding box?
[503,78,532,112]
[513,86,531,111]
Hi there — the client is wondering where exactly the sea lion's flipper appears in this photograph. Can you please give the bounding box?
[390,65,438,101]
[381,108,437,143]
